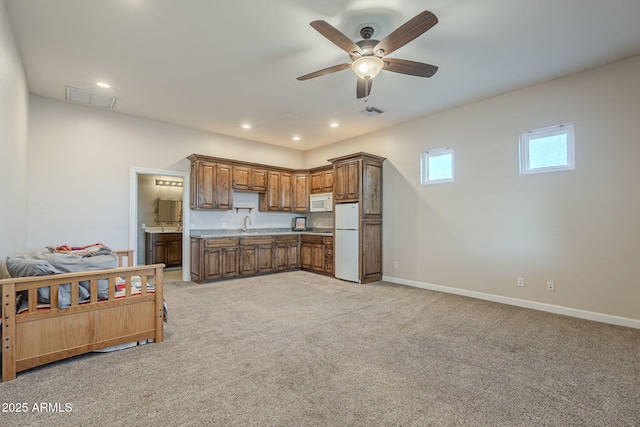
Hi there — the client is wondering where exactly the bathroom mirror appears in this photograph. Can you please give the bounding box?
[156,199,182,223]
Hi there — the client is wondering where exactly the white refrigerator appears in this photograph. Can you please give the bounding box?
[334,202,359,283]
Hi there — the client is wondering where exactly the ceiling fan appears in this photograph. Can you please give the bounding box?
[297,10,439,99]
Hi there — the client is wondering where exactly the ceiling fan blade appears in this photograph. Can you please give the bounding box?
[356,78,372,99]
[374,11,438,56]
[297,63,352,81]
[383,58,438,77]
[310,20,363,56]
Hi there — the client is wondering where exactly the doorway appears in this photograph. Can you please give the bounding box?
[129,167,190,282]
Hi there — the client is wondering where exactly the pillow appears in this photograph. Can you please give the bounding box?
[6,257,61,278]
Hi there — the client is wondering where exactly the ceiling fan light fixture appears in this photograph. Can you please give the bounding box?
[351,56,384,80]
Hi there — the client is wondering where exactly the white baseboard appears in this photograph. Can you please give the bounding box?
[382,275,640,330]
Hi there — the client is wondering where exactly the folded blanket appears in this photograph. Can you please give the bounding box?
[46,243,113,257]
[6,250,118,309]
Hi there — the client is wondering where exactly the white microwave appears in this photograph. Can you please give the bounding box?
[310,192,333,212]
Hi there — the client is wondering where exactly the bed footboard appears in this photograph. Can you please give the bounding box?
[1,262,164,382]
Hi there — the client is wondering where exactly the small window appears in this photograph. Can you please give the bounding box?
[519,123,575,175]
[421,147,454,184]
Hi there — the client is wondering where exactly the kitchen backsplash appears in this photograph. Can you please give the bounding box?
[188,192,334,231]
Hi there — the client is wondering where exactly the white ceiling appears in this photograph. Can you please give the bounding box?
[6,0,640,150]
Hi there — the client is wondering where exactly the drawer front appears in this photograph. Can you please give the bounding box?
[275,234,299,243]
[301,235,323,244]
[325,245,333,259]
[152,232,182,242]
[325,259,333,275]
[240,236,274,246]
[323,236,333,245]
[204,237,239,247]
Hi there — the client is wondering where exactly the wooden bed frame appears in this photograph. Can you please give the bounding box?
[1,250,164,382]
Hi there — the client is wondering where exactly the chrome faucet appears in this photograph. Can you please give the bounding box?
[241,215,251,233]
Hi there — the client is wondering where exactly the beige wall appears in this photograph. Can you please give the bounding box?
[0,0,29,259]
[26,96,304,250]
[305,55,640,322]
[7,0,639,323]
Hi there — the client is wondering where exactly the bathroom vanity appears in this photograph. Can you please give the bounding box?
[145,231,182,268]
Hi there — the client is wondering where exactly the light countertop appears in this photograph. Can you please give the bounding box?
[190,229,333,238]
[145,227,183,234]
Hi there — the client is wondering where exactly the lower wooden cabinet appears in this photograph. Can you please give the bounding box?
[301,235,323,271]
[240,246,258,275]
[361,220,382,282]
[191,237,239,282]
[276,235,299,271]
[300,235,333,276]
[202,247,221,280]
[324,236,334,275]
[146,232,182,268]
[220,247,241,278]
[257,244,275,273]
[198,246,240,281]
[191,233,331,283]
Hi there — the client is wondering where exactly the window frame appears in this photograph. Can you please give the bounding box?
[420,146,454,185]
[519,123,575,175]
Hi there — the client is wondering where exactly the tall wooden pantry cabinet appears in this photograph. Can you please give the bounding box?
[329,152,385,284]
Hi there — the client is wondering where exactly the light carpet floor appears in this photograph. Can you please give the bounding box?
[1,270,638,426]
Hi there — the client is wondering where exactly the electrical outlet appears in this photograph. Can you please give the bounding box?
[517,277,525,287]
[393,261,399,269]
[547,281,555,291]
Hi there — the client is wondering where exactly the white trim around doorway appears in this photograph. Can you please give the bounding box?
[130,167,191,282]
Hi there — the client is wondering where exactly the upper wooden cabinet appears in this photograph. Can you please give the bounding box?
[190,154,305,212]
[189,155,233,210]
[293,171,310,212]
[259,170,293,212]
[310,166,334,194]
[188,153,381,215]
[281,172,293,211]
[333,159,360,202]
[233,165,267,192]
[329,153,385,215]
[362,158,383,218]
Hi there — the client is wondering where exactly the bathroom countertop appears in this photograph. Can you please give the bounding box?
[145,227,183,234]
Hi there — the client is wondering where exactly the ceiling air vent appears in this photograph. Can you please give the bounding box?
[65,86,116,109]
[360,106,384,117]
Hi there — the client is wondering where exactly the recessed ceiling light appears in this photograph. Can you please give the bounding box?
[330,122,339,128]
[96,82,110,89]
[292,136,301,141]
[242,124,251,129]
